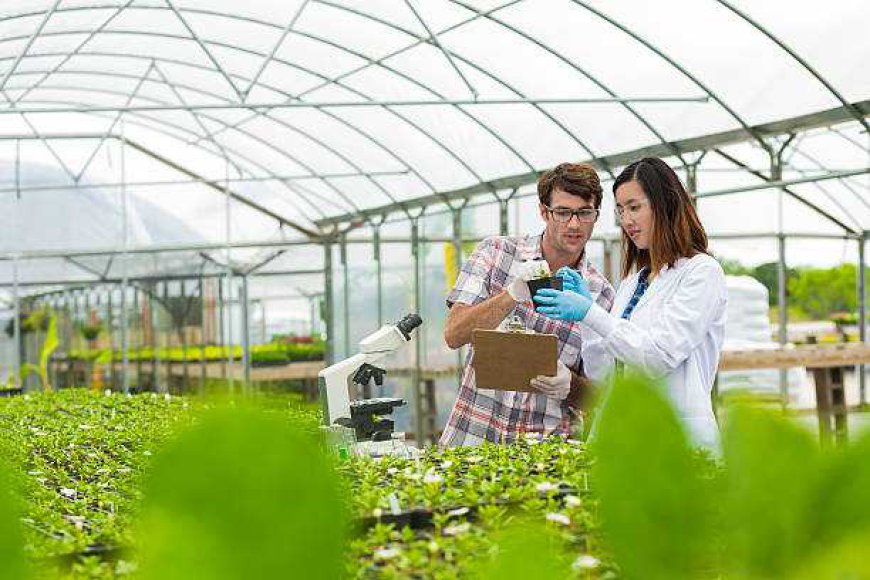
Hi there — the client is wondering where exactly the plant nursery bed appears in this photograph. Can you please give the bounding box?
[0,389,618,578]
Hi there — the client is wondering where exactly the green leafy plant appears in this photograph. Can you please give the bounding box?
[0,459,28,579]
[76,321,103,342]
[7,313,59,391]
[137,406,347,579]
[592,373,713,579]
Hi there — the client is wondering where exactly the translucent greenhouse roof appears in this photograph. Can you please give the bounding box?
[0,0,867,274]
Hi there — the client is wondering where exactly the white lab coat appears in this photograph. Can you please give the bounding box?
[581,253,727,449]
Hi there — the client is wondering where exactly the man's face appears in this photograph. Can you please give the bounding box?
[539,188,597,256]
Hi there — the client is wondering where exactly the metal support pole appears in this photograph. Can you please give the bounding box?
[240,276,251,391]
[160,281,168,393]
[340,235,350,361]
[373,224,383,327]
[451,205,465,388]
[199,277,206,394]
[180,280,190,391]
[12,257,20,390]
[410,218,424,444]
[772,146,788,408]
[323,240,335,365]
[499,198,510,236]
[149,286,157,391]
[107,286,115,390]
[120,122,130,393]
[223,157,234,393]
[777,234,789,408]
[859,233,867,407]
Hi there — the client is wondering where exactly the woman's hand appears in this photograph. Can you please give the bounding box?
[555,267,591,299]
[533,288,592,321]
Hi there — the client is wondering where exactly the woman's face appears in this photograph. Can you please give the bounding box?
[615,180,653,250]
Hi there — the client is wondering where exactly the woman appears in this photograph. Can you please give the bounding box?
[535,157,727,449]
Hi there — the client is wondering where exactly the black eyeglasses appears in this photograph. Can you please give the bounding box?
[544,206,600,223]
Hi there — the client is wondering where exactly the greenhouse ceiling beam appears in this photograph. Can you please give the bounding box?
[243,0,310,99]
[713,149,860,235]
[0,170,410,195]
[716,0,869,134]
[695,167,870,199]
[0,0,61,96]
[0,268,325,289]
[119,137,322,239]
[316,100,870,226]
[4,230,861,266]
[164,0,244,102]
[9,0,136,105]
[0,96,710,115]
[0,238,316,261]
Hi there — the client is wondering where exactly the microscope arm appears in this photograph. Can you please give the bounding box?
[319,350,391,425]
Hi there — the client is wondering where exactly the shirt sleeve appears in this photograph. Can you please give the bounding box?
[446,237,496,308]
[581,258,727,378]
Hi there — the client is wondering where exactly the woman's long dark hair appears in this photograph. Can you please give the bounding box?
[614,157,708,278]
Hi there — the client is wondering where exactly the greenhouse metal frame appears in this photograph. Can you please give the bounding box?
[0,1,868,441]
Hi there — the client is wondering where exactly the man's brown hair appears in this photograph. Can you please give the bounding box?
[613,157,708,278]
[537,163,603,208]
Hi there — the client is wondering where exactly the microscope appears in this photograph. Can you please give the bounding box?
[318,313,423,456]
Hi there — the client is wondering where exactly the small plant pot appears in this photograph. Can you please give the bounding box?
[527,276,563,298]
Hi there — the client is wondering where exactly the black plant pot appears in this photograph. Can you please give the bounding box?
[527,276,563,299]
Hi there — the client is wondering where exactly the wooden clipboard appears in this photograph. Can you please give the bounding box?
[471,329,558,391]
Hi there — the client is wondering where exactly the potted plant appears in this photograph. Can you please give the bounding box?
[830,312,858,342]
[525,260,563,298]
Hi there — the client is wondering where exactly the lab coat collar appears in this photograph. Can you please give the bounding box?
[631,256,693,311]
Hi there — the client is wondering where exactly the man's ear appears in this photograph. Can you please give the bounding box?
[538,203,548,222]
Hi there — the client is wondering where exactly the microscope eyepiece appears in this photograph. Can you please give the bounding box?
[396,313,423,340]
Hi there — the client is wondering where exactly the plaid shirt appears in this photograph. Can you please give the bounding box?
[440,234,615,447]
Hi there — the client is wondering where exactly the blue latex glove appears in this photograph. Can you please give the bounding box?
[533,288,593,321]
[555,267,591,300]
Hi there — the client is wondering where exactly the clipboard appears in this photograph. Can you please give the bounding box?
[471,328,558,391]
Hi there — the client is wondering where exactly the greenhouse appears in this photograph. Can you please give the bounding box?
[0,0,868,577]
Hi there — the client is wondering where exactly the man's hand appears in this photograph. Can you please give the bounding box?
[530,360,571,400]
[506,261,541,303]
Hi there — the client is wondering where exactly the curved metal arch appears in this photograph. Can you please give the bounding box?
[122,3,535,184]
[0,8,443,208]
[282,27,536,179]
[715,0,869,134]
[0,48,441,206]
[0,30,426,211]
[0,41,370,217]
[785,146,870,214]
[10,95,331,223]
[444,0,688,170]
[0,16,487,200]
[1,4,581,193]
[310,0,614,179]
[570,1,771,154]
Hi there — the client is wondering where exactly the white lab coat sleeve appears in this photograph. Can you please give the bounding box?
[579,324,614,383]
[581,259,726,378]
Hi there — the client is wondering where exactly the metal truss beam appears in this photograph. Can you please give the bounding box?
[0,268,325,289]
[317,100,870,226]
[119,136,322,239]
[0,96,710,115]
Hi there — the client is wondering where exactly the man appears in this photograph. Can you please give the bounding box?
[441,162,615,446]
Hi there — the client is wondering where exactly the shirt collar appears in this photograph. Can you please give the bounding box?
[522,231,588,271]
